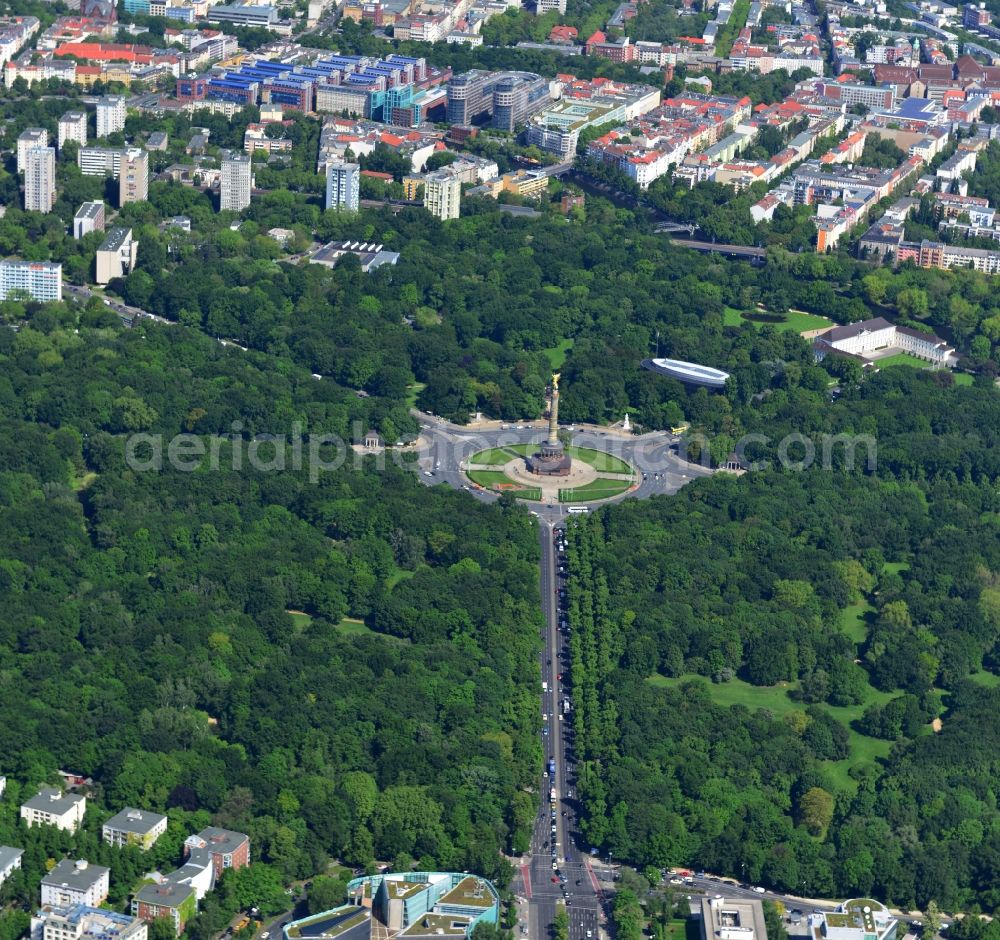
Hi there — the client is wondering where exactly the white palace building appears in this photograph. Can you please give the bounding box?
[812,317,958,367]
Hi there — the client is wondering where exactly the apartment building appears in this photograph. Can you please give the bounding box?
[326,161,360,211]
[423,171,461,220]
[134,882,196,937]
[17,127,47,173]
[41,860,110,908]
[0,261,62,302]
[20,789,82,829]
[24,146,56,213]
[58,111,87,151]
[119,148,148,205]
[95,227,139,285]
[96,95,126,137]
[78,146,122,177]
[31,905,147,940]
[0,846,23,886]
[183,827,250,879]
[220,152,252,211]
[103,807,168,850]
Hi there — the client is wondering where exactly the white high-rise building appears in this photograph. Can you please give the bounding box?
[119,148,148,206]
[25,146,56,213]
[17,127,47,173]
[95,96,126,138]
[0,261,62,302]
[220,153,252,212]
[58,111,87,151]
[78,146,121,178]
[423,171,461,221]
[325,160,360,211]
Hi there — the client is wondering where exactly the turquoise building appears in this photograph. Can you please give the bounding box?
[284,872,499,940]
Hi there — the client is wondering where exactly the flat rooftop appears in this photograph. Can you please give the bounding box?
[43,860,109,891]
[399,913,474,938]
[700,896,768,940]
[437,877,495,909]
[285,906,370,940]
[383,880,426,900]
[36,904,144,940]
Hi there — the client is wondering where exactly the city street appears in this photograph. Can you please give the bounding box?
[511,520,603,940]
[411,412,713,940]
[412,412,714,522]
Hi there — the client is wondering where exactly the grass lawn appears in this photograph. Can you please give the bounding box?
[543,339,574,370]
[566,446,632,474]
[885,561,909,575]
[723,306,744,327]
[468,448,514,465]
[724,307,831,334]
[877,353,930,369]
[405,383,426,409]
[969,669,1000,688]
[468,444,533,465]
[466,468,541,500]
[468,469,520,487]
[385,567,414,590]
[338,618,377,636]
[287,611,312,632]
[952,372,974,386]
[838,601,873,644]
[647,673,894,791]
[649,918,694,940]
[559,478,633,501]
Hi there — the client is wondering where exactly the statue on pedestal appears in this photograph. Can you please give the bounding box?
[526,373,572,477]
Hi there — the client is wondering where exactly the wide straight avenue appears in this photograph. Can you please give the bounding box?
[512,520,604,940]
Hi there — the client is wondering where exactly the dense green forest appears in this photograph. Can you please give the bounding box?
[0,315,541,933]
[7,187,995,438]
[5,78,1000,932]
[564,451,1000,912]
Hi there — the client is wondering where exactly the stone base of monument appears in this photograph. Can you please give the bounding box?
[525,453,572,476]
[525,440,571,477]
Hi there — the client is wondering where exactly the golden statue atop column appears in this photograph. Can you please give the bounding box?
[527,373,572,477]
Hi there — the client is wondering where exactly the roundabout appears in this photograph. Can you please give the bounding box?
[465,443,636,504]
[462,375,637,505]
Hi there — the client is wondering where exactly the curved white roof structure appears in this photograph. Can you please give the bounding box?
[644,358,731,388]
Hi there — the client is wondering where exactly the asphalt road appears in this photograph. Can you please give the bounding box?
[514,520,603,940]
[411,414,712,939]
[412,413,714,522]
[64,283,172,327]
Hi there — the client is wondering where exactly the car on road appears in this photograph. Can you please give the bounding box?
[753,887,766,894]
